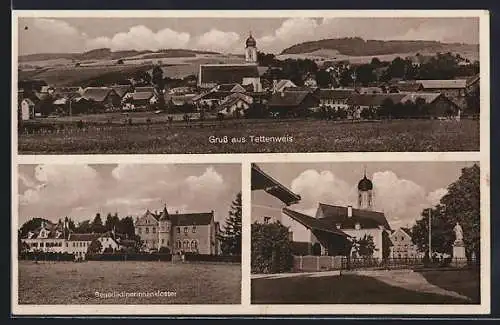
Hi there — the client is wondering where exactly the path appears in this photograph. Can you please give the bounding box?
[345,269,471,301]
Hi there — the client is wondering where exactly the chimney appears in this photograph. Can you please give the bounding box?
[347,205,353,218]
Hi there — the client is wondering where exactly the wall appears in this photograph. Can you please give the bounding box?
[23,238,65,253]
[135,222,159,251]
[172,224,211,255]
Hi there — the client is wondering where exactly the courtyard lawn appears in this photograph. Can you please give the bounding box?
[251,274,474,304]
[18,261,241,304]
[18,118,479,154]
[418,269,480,303]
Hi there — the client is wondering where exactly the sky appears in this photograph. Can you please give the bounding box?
[18,17,479,55]
[18,164,241,227]
[251,161,477,241]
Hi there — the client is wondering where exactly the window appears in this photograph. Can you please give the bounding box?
[177,228,180,234]
[152,227,156,233]
[72,243,75,247]
[184,227,188,234]
[167,240,170,246]
[138,228,142,234]
[66,243,68,247]
[191,241,196,249]
[146,227,149,234]
[192,226,196,233]
[183,241,188,249]
[176,240,181,249]
[40,242,44,247]
[161,239,164,244]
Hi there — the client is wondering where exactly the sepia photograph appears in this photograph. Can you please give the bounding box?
[251,162,481,305]
[15,14,482,154]
[15,163,242,305]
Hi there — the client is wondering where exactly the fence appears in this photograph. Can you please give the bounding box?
[86,253,172,261]
[292,255,477,272]
[184,254,241,263]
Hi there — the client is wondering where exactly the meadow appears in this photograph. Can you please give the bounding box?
[18,117,480,154]
[18,260,241,304]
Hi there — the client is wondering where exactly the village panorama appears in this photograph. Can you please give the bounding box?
[17,17,480,154]
[17,164,242,305]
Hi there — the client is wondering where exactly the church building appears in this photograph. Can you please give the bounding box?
[134,205,221,255]
[283,171,392,259]
[198,33,262,92]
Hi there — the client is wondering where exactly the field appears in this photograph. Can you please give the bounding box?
[18,117,479,154]
[251,270,479,304]
[18,260,241,304]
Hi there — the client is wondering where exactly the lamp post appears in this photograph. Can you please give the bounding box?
[428,208,432,259]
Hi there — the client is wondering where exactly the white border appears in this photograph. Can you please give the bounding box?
[11,9,490,316]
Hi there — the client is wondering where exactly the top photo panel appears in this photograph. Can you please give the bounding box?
[15,12,485,154]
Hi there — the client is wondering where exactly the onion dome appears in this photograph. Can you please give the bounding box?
[246,33,256,47]
[358,175,373,191]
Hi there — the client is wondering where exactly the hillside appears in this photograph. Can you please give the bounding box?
[19,48,220,63]
[280,37,479,57]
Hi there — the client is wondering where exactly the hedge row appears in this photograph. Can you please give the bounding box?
[184,253,241,263]
[19,252,74,261]
[87,253,172,261]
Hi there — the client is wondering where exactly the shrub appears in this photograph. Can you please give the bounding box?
[184,253,240,263]
[251,221,293,274]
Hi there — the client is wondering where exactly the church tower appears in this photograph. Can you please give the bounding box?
[357,167,374,210]
[245,32,257,64]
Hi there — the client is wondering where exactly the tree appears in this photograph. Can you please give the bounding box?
[91,213,105,233]
[218,192,242,255]
[251,220,293,273]
[315,69,331,88]
[370,57,382,67]
[352,234,376,257]
[379,98,395,118]
[105,213,120,232]
[87,239,103,255]
[19,218,51,238]
[75,220,91,233]
[411,164,480,263]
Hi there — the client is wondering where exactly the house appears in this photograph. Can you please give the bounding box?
[134,206,221,255]
[389,228,421,259]
[66,233,101,259]
[282,172,392,259]
[272,79,297,93]
[400,92,460,118]
[21,221,66,253]
[111,85,133,99]
[192,91,233,110]
[20,98,36,120]
[391,81,423,93]
[217,92,253,117]
[130,91,157,109]
[348,93,407,118]
[198,64,261,91]
[267,90,320,117]
[418,79,469,109]
[213,83,247,93]
[318,88,354,110]
[81,87,121,110]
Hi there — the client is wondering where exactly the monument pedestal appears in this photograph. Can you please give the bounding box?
[453,242,466,267]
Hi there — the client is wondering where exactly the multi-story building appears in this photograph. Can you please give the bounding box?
[389,227,422,259]
[134,205,222,255]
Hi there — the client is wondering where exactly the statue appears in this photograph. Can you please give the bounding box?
[453,222,464,244]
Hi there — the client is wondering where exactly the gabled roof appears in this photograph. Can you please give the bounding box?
[199,64,259,85]
[134,86,155,93]
[192,91,232,102]
[217,83,246,92]
[171,212,213,226]
[317,203,391,230]
[349,93,406,107]
[358,87,384,94]
[169,94,196,106]
[21,98,36,106]
[132,91,155,101]
[251,163,301,206]
[111,85,132,98]
[400,92,442,104]
[393,81,423,93]
[268,91,312,107]
[275,79,296,91]
[218,92,253,110]
[81,87,117,102]
[283,208,350,238]
[67,233,101,242]
[318,88,353,100]
[419,79,467,89]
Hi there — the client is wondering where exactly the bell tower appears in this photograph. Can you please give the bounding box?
[245,32,257,64]
[357,166,374,210]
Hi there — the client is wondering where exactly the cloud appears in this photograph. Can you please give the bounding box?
[85,25,191,51]
[285,169,448,240]
[193,29,241,53]
[258,18,320,52]
[19,164,102,217]
[185,167,225,193]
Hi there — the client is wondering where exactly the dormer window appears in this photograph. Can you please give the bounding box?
[355,223,361,230]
